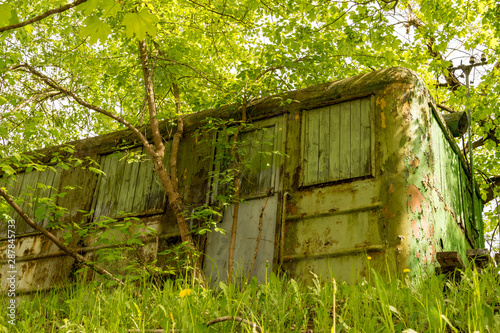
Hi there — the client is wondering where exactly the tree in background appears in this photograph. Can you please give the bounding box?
[0,0,499,276]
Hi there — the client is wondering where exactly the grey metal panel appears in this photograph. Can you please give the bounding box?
[203,196,278,285]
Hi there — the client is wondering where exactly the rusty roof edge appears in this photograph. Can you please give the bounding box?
[2,67,420,166]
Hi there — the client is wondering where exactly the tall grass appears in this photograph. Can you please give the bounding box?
[1,265,499,332]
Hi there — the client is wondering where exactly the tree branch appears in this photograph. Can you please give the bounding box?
[481,175,500,205]
[11,63,154,152]
[436,103,457,113]
[0,187,124,285]
[0,0,88,33]
[8,90,61,114]
[138,40,165,157]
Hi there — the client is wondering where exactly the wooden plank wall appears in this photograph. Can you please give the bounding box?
[302,98,371,186]
[210,124,278,201]
[91,146,167,221]
[0,166,61,236]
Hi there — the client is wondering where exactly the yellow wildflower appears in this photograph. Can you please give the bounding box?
[367,256,372,260]
[403,268,410,273]
[179,289,193,298]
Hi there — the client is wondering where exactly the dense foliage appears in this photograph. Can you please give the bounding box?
[0,1,499,246]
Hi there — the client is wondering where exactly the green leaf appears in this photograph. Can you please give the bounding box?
[0,4,12,26]
[35,207,46,219]
[78,0,100,16]
[80,16,112,44]
[102,0,121,18]
[1,165,15,176]
[121,9,158,40]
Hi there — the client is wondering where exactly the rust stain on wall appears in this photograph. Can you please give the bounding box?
[409,157,419,168]
[376,96,387,109]
[406,184,426,213]
[411,220,421,239]
[421,217,431,240]
[380,112,386,128]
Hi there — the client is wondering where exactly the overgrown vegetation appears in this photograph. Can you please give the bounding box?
[2,263,499,332]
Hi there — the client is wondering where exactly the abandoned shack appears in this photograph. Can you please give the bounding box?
[0,67,485,294]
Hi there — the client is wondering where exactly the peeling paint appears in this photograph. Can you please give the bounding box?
[421,217,431,240]
[376,96,387,109]
[412,220,421,239]
[406,184,426,213]
[409,157,419,168]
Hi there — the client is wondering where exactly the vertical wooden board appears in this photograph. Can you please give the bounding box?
[132,146,155,214]
[318,107,330,183]
[123,148,142,214]
[0,177,13,236]
[38,167,56,228]
[360,98,371,176]
[301,111,307,186]
[1,170,29,230]
[305,109,320,185]
[210,133,223,204]
[329,104,341,181]
[339,101,351,179]
[99,153,119,219]
[91,155,109,221]
[29,169,49,232]
[19,170,42,233]
[110,152,128,217]
[240,129,259,197]
[258,126,275,193]
[350,99,362,178]
[116,153,135,216]
[44,166,60,199]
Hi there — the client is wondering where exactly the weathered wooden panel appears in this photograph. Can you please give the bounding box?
[339,101,351,179]
[360,98,371,175]
[318,107,330,182]
[211,124,278,199]
[240,129,261,197]
[203,195,279,286]
[350,99,361,178]
[305,108,320,185]
[92,146,166,221]
[0,166,61,236]
[258,126,275,194]
[329,104,341,180]
[204,117,284,284]
[303,98,371,186]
